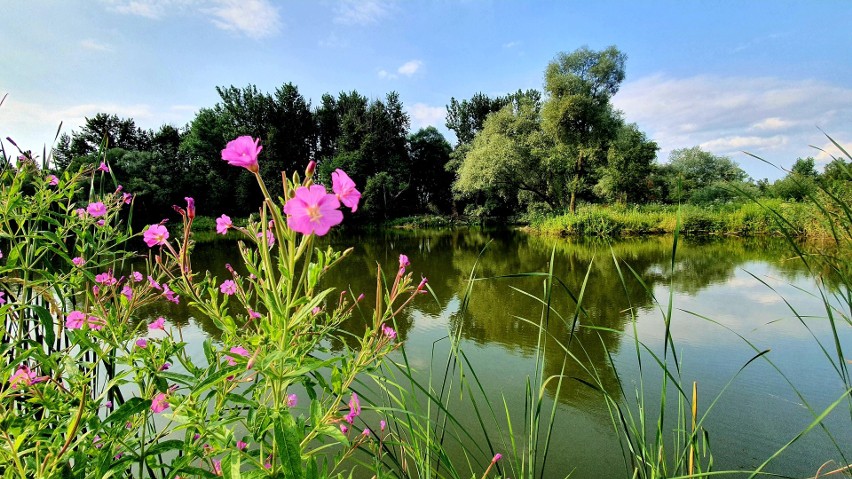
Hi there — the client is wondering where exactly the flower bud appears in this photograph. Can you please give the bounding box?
[305,160,316,179]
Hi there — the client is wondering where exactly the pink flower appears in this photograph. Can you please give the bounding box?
[221,136,262,173]
[96,219,105,227]
[87,202,107,218]
[247,308,261,319]
[340,424,348,434]
[287,394,297,408]
[66,311,103,330]
[95,271,117,285]
[121,285,133,301]
[492,453,502,463]
[136,338,148,348]
[257,230,275,247]
[88,315,105,330]
[161,283,179,304]
[283,185,343,236]
[93,435,103,449]
[159,363,171,371]
[151,392,169,413]
[148,317,166,331]
[9,365,46,389]
[0,292,5,305]
[143,224,169,247]
[380,420,386,431]
[147,275,162,290]
[399,254,410,270]
[331,169,361,212]
[212,458,222,476]
[220,280,237,296]
[237,440,248,451]
[345,393,361,424]
[362,428,371,437]
[122,192,133,204]
[225,346,250,366]
[48,175,59,186]
[132,271,143,282]
[216,214,232,235]
[98,162,110,173]
[381,324,397,340]
[184,197,195,219]
[72,257,85,267]
[75,208,86,219]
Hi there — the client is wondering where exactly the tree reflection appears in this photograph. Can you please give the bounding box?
[148,230,812,409]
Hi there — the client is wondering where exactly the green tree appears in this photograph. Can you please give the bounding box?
[542,46,626,213]
[662,146,748,203]
[454,97,567,215]
[594,123,659,204]
[408,127,453,213]
[770,157,819,201]
[446,93,512,147]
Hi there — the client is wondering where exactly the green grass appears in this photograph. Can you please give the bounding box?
[529,201,832,239]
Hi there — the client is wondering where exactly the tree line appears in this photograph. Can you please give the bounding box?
[54,85,454,226]
[52,45,851,228]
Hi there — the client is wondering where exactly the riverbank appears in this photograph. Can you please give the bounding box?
[187,198,833,243]
[527,200,836,239]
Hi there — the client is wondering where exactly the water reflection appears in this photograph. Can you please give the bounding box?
[134,229,849,477]
[145,230,813,409]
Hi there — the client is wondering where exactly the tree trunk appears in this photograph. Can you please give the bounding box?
[569,151,584,214]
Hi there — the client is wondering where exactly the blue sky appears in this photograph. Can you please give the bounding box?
[2,0,851,180]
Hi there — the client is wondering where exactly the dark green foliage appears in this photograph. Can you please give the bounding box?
[408,126,454,212]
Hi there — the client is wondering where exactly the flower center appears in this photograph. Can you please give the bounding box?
[307,204,322,222]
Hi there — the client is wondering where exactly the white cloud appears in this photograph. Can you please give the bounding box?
[104,0,194,19]
[108,0,167,18]
[334,0,390,25]
[700,135,788,152]
[408,103,445,130]
[206,0,280,39]
[612,74,852,176]
[104,0,280,38]
[0,98,194,160]
[377,69,394,79]
[503,41,521,49]
[80,39,113,52]
[397,60,423,77]
[750,117,795,131]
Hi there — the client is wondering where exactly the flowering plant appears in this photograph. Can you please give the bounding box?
[0,137,429,478]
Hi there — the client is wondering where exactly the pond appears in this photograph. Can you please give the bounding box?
[145,228,851,478]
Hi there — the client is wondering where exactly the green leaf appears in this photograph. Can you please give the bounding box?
[331,367,342,395]
[30,304,56,346]
[274,412,304,479]
[192,368,237,397]
[159,372,197,386]
[310,399,321,428]
[145,439,184,457]
[222,451,241,479]
[103,397,149,426]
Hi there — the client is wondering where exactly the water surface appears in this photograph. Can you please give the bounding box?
[151,229,851,478]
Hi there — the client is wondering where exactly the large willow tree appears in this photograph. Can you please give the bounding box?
[454,96,569,214]
[542,45,626,213]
